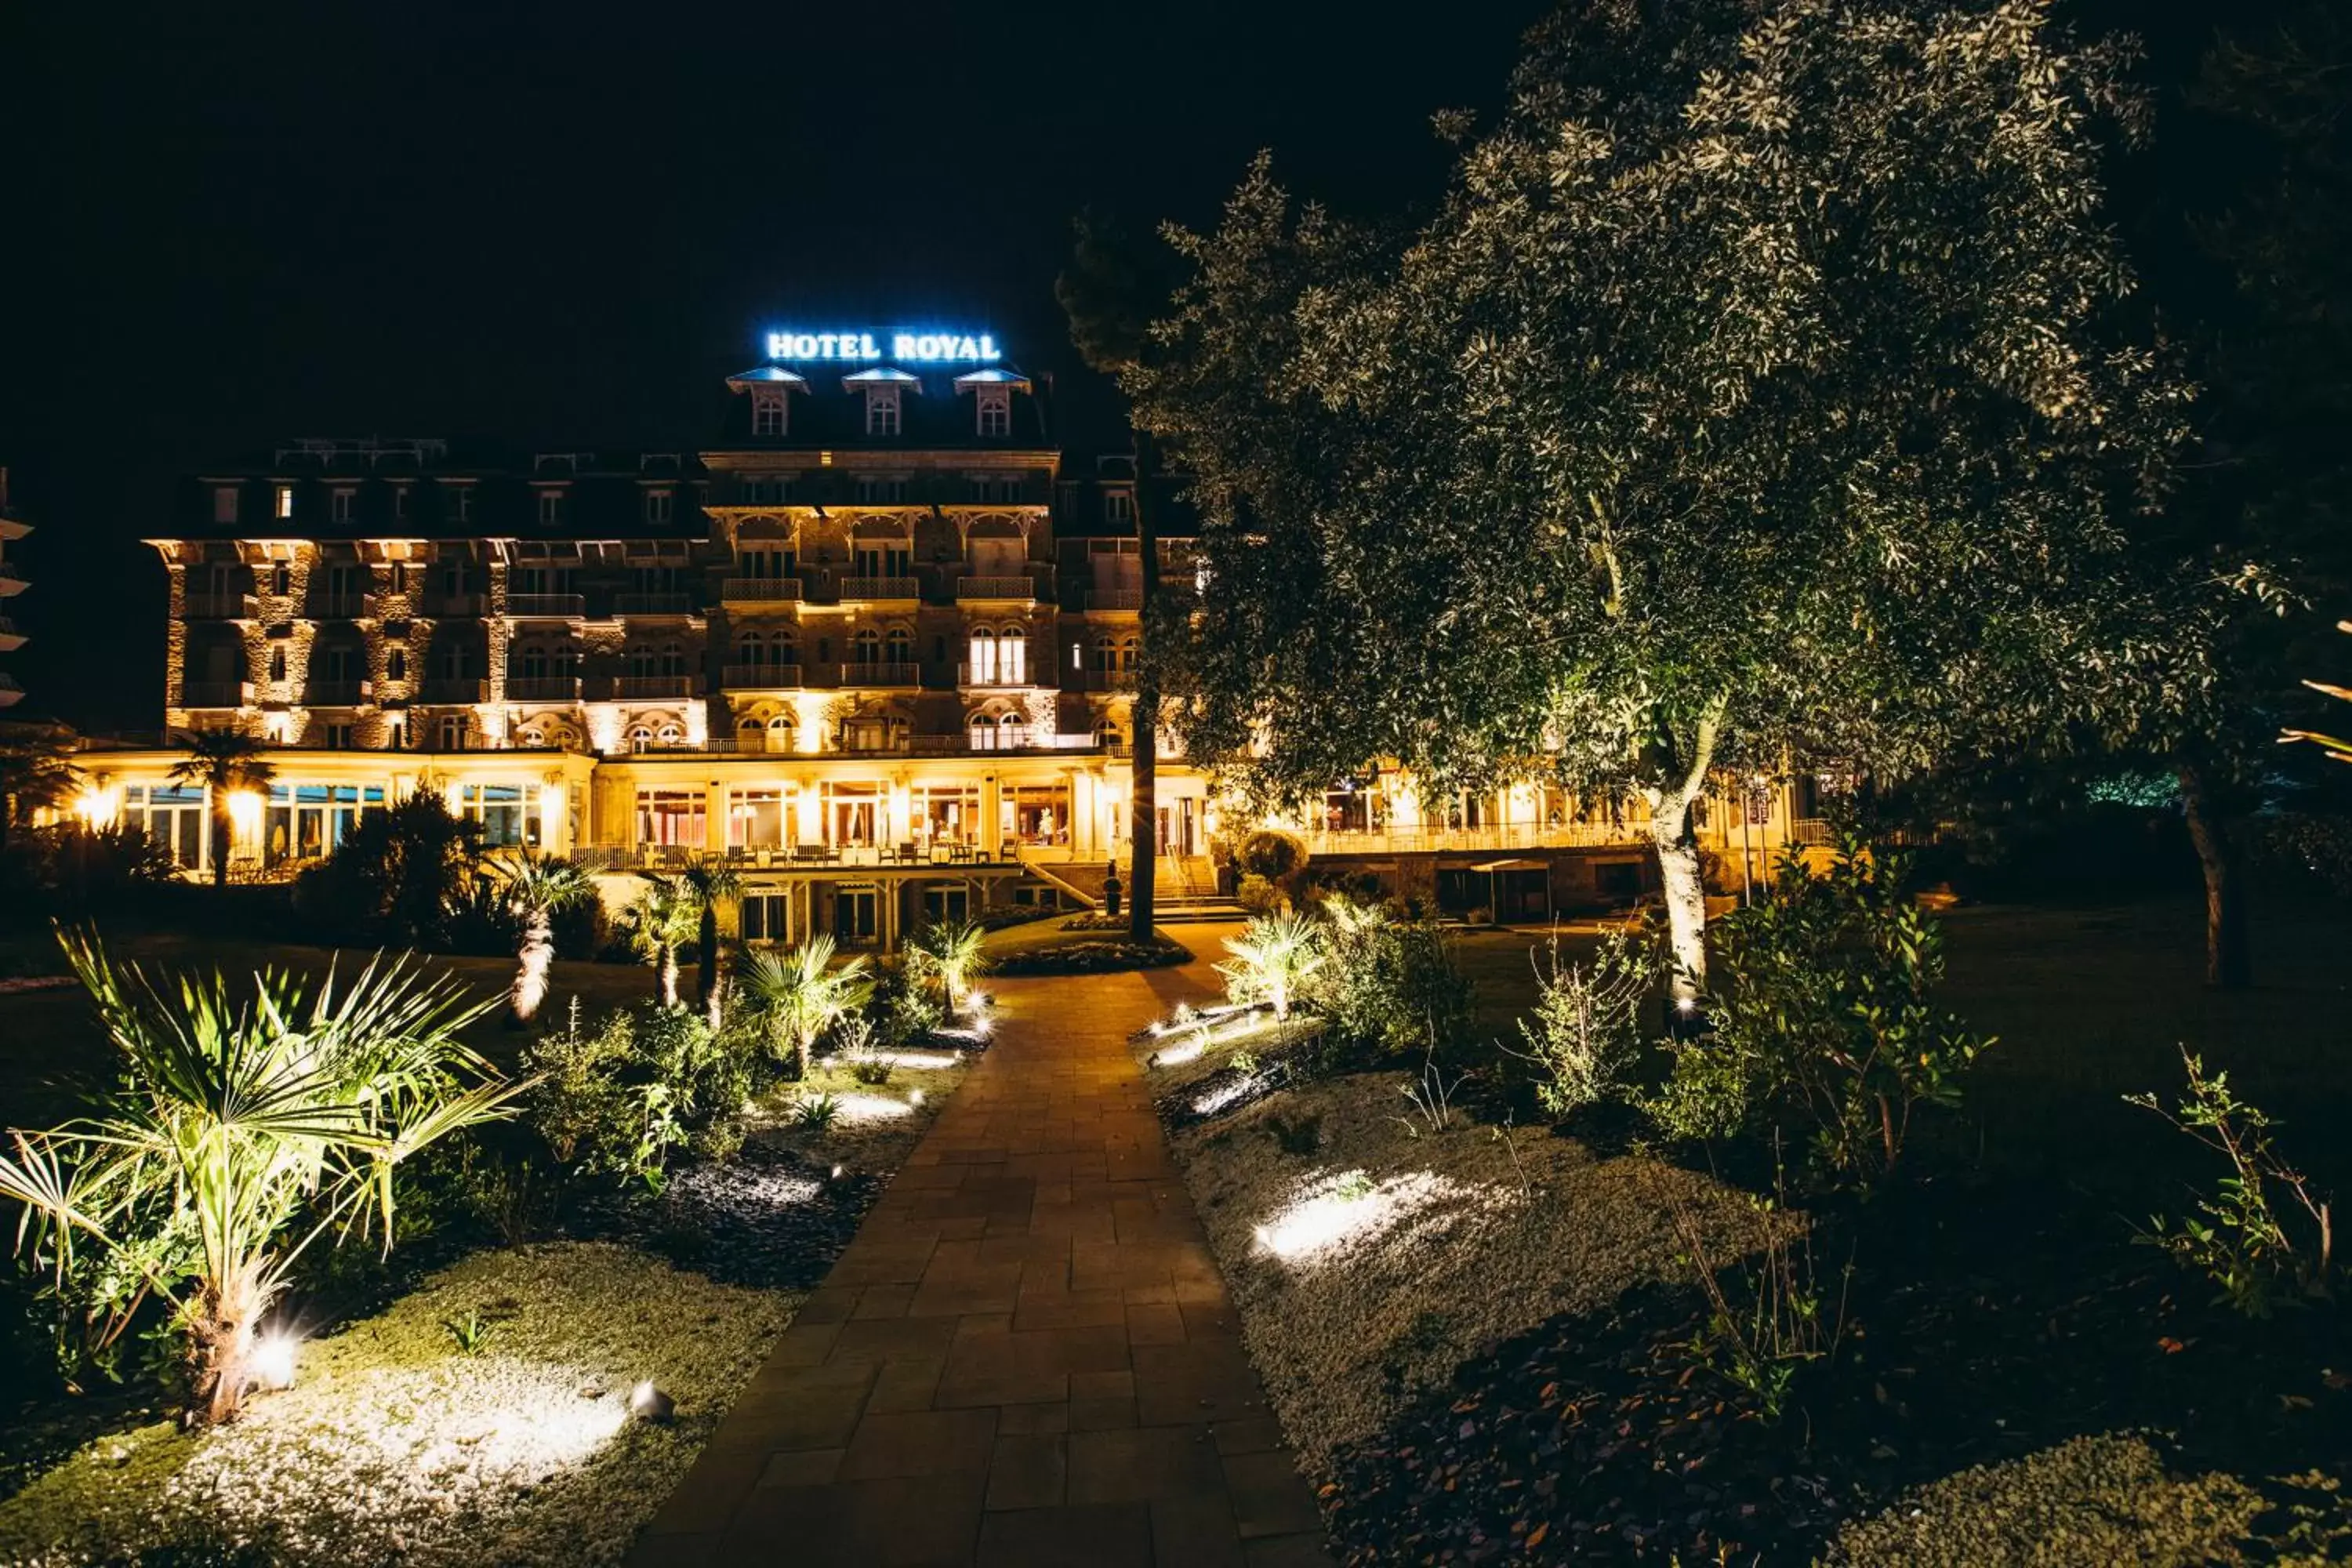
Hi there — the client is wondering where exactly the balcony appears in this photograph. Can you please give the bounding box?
[837,660,920,688]
[1296,822,1650,858]
[503,675,582,702]
[432,593,485,617]
[597,674,703,702]
[180,681,250,709]
[612,592,700,616]
[956,575,1036,604]
[958,650,1047,688]
[241,593,296,622]
[720,576,806,604]
[0,673,19,707]
[1083,588,1145,612]
[1063,668,1134,693]
[310,596,366,619]
[835,576,919,603]
[721,662,804,689]
[305,679,371,706]
[418,677,488,703]
[0,564,24,598]
[506,593,586,618]
[183,592,243,619]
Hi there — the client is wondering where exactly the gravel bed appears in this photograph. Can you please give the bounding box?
[0,1244,793,1567]
[1165,1069,1769,1469]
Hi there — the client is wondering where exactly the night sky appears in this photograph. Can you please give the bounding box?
[0,0,2252,735]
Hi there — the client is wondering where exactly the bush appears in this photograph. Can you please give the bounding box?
[0,825,180,931]
[1646,842,1990,1185]
[1235,873,1283,915]
[1309,895,1475,1065]
[1514,927,1656,1116]
[291,794,485,949]
[863,957,945,1048]
[1236,829,1306,882]
[521,999,764,1190]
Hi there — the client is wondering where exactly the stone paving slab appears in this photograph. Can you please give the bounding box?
[630,939,1332,1567]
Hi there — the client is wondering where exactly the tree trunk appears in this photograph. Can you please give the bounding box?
[658,947,680,1011]
[511,913,554,1025]
[192,1263,267,1425]
[1128,437,1161,942]
[699,907,720,1019]
[1649,804,1709,1006]
[2178,764,2251,991]
[211,802,230,889]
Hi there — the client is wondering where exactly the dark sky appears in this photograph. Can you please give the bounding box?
[0,0,2256,735]
[1,0,1540,732]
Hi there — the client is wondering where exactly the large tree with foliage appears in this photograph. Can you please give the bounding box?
[1122,0,2198,998]
[168,731,274,889]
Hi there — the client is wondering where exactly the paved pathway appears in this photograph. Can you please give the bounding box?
[630,934,1333,1567]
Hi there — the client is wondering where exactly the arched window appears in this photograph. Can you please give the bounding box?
[735,630,764,668]
[970,715,996,752]
[766,713,796,754]
[775,632,798,670]
[1094,634,1116,675]
[997,711,1024,749]
[1119,636,1141,672]
[656,721,684,748]
[627,724,652,753]
[885,628,913,668]
[851,629,881,666]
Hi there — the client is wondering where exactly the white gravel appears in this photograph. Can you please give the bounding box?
[0,1243,795,1567]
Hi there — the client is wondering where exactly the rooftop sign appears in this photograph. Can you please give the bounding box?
[765,329,1001,363]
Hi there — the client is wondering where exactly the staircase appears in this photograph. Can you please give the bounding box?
[1016,852,1244,923]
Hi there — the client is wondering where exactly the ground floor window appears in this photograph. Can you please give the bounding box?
[456,782,533,847]
[922,884,970,925]
[266,783,384,863]
[833,885,879,946]
[127,784,207,869]
[729,789,787,848]
[741,890,790,943]
[637,789,705,848]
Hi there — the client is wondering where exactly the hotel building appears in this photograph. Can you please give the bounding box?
[69,330,1818,938]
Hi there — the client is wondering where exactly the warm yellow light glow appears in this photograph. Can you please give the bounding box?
[227,788,266,837]
[74,782,119,829]
[538,783,566,837]
[252,1330,300,1391]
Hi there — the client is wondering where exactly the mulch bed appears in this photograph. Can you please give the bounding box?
[564,1139,883,1291]
[1320,1174,2352,1564]
[993,936,1194,975]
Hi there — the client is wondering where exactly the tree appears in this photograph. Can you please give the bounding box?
[907,915,990,1009]
[168,730,274,889]
[487,849,595,1026]
[1061,209,1184,941]
[679,858,743,1029]
[295,791,485,948]
[0,933,523,1424]
[0,720,80,851]
[740,935,873,1078]
[628,874,699,1011]
[1123,0,2194,1001]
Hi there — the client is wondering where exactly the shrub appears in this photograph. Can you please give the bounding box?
[1236,829,1306,882]
[1234,873,1283,915]
[2125,1047,2335,1316]
[864,957,945,1047]
[521,999,761,1190]
[740,936,871,1077]
[1311,895,1475,1065]
[1671,1194,1846,1421]
[1647,842,1989,1185]
[0,932,522,1424]
[1514,927,1657,1116]
[790,1092,842,1132]
[1217,912,1327,1021]
[291,793,485,949]
[907,916,990,1007]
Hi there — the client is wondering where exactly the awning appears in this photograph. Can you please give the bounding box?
[1470,858,1547,873]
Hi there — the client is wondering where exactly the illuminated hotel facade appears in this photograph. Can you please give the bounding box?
[72,328,1817,935]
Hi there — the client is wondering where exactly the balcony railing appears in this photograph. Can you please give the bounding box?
[506,593,586,617]
[720,576,806,603]
[835,576,919,601]
[183,593,243,619]
[1083,588,1144,612]
[1298,822,1651,857]
[612,593,699,615]
[305,679,371,706]
[310,595,366,619]
[957,657,1044,687]
[1062,668,1134,692]
[837,660,920,688]
[418,678,488,703]
[597,674,703,701]
[179,681,250,709]
[503,675,582,702]
[432,593,485,617]
[721,662,804,688]
[956,575,1036,602]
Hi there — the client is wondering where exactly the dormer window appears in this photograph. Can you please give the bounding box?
[332,488,356,524]
[274,484,296,520]
[391,485,410,521]
[448,484,474,524]
[1105,488,1136,526]
[644,487,674,525]
[536,488,564,526]
[866,387,902,436]
[976,388,1011,437]
[752,392,787,436]
[212,486,241,524]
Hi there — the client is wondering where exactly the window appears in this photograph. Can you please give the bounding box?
[332,488,356,523]
[448,485,474,523]
[270,563,292,596]
[644,488,673,525]
[274,484,296,520]
[885,628,913,667]
[660,639,687,676]
[456,782,530,846]
[766,713,796,753]
[740,891,789,942]
[386,648,407,681]
[855,476,907,504]
[966,630,1026,684]
[741,546,797,580]
[436,714,466,750]
[636,789,706,848]
[854,541,911,576]
[1104,488,1135,525]
[742,474,790,503]
[729,787,788,847]
[391,485,410,521]
[976,389,1011,437]
[923,885,971,925]
[864,388,902,436]
[267,647,288,684]
[212,486,240,524]
[851,629,881,666]
[536,488,564,525]
[966,476,1022,503]
[324,722,354,750]
[752,392,787,436]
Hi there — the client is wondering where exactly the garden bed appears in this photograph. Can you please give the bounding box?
[0,1244,792,1567]
[989,934,1193,975]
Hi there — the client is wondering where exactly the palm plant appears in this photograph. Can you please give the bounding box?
[1217,910,1327,1022]
[168,730,274,887]
[2283,619,2352,764]
[0,720,81,851]
[486,849,595,1026]
[680,859,744,1029]
[740,935,872,1078]
[629,874,699,1011]
[908,916,991,1009]
[0,932,524,1425]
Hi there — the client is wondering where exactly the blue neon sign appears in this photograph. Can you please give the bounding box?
[764,329,1000,363]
